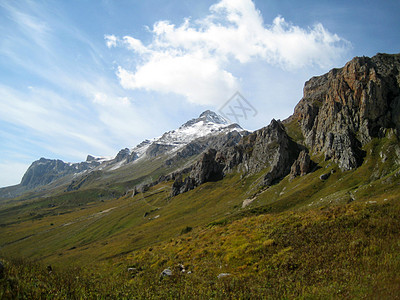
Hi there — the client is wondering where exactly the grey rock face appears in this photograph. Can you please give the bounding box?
[215,119,300,185]
[191,149,224,185]
[114,148,138,163]
[20,158,99,188]
[171,119,301,196]
[115,148,130,162]
[243,119,300,186]
[165,130,246,166]
[292,53,400,170]
[146,143,175,158]
[171,176,196,196]
[86,155,96,162]
[290,151,314,180]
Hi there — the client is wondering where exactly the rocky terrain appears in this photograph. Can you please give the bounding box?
[291,53,400,170]
[171,119,302,196]
[0,110,247,199]
[170,53,400,196]
[20,157,103,188]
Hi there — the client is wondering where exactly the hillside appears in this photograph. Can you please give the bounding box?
[1,52,400,298]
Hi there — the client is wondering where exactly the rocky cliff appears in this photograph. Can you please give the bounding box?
[291,53,400,170]
[20,158,100,188]
[172,53,400,196]
[172,119,301,196]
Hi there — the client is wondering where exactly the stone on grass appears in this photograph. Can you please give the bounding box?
[217,273,231,279]
[159,268,172,280]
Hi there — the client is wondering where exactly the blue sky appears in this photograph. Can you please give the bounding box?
[0,0,399,188]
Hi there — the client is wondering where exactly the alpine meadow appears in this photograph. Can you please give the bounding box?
[1,0,400,299]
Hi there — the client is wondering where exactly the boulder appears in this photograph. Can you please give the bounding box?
[217,273,231,279]
[290,151,314,180]
[160,268,172,279]
[320,173,330,180]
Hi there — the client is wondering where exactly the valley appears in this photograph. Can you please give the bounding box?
[1,53,400,298]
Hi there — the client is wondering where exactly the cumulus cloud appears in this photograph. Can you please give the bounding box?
[105,34,117,48]
[109,0,350,105]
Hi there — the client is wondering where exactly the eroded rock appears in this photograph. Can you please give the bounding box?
[290,151,314,180]
[292,53,400,170]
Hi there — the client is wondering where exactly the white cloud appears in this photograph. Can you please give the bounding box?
[0,161,30,187]
[117,55,237,105]
[109,0,350,105]
[122,36,148,54]
[0,85,117,158]
[105,34,117,48]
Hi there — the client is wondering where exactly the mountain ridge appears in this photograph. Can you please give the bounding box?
[167,52,400,196]
[1,110,247,199]
[2,53,400,201]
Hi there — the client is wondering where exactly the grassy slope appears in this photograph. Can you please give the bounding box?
[1,129,400,298]
[2,199,400,299]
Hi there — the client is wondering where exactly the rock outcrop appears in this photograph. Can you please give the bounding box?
[114,148,138,163]
[165,130,245,166]
[66,170,103,192]
[171,53,400,196]
[233,119,300,185]
[171,119,301,196]
[192,149,224,184]
[292,53,400,170]
[20,158,100,188]
[289,151,314,180]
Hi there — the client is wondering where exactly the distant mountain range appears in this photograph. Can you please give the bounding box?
[0,110,248,199]
[1,52,400,205]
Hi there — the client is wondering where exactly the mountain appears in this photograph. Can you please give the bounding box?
[291,53,400,170]
[1,53,400,298]
[0,110,246,199]
[169,53,400,197]
[20,157,104,189]
[113,109,243,162]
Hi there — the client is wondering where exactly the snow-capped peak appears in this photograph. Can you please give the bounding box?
[157,110,241,146]
[86,155,113,163]
[105,110,245,170]
[181,110,229,128]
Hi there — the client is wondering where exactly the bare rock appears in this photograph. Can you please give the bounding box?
[171,119,301,196]
[292,53,400,171]
[171,176,196,197]
[191,149,224,185]
[320,173,330,180]
[290,151,314,179]
[217,273,231,279]
[160,268,172,279]
[21,157,100,188]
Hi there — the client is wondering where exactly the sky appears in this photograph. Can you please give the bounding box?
[0,0,399,188]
